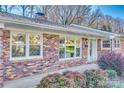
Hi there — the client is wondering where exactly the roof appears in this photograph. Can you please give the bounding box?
[0,12,121,38]
[0,12,64,27]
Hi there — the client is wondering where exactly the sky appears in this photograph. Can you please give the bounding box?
[10,5,124,20]
[92,5,124,19]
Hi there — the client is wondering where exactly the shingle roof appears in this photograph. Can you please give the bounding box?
[0,12,121,37]
[0,12,65,27]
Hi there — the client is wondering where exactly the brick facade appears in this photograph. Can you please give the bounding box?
[0,31,89,87]
[0,29,4,87]
[0,29,124,87]
[97,38,124,58]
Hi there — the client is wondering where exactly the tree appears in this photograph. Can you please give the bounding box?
[101,25,107,31]
[28,5,37,18]
[52,5,91,25]
[4,5,8,12]
[0,5,2,12]
[12,5,30,16]
[0,5,124,34]
[87,8,102,28]
[107,25,112,32]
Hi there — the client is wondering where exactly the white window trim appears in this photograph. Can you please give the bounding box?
[101,39,111,50]
[114,39,121,49]
[10,31,43,61]
[59,35,82,61]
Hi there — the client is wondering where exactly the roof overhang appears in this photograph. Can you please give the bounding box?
[0,16,121,38]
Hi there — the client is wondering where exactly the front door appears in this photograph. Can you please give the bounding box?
[88,39,97,62]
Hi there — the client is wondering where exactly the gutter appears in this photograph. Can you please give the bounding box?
[0,16,121,38]
[70,24,120,37]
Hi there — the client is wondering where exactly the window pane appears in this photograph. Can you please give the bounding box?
[117,40,120,48]
[76,39,81,57]
[114,40,116,47]
[29,33,40,45]
[118,40,120,44]
[114,40,120,48]
[66,37,74,46]
[76,48,80,57]
[12,33,26,44]
[66,46,74,58]
[103,40,110,48]
[117,44,120,48]
[60,37,65,44]
[60,37,65,47]
[29,45,40,56]
[12,45,25,57]
[76,39,80,47]
[59,47,65,58]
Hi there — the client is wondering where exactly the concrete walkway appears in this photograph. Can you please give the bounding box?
[4,64,99,88]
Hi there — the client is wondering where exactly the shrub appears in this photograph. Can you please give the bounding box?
[98,52,124,76]
[37,70,108,88]
[106,70,117,79]
[63,71,86,88]
[84,69,107,88]
[37,71,86,88]
[37,73,70,88]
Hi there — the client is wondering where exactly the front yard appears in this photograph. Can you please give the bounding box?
[4,64,99,88]
[4,51,124,88]
[108,77,124,88]
[36,69,124,88]
[36,51,124,88]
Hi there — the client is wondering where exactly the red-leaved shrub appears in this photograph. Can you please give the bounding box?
[98,52,124,75]
[63,71,86,88]
[37,73,71,88]
[37,71,86,88]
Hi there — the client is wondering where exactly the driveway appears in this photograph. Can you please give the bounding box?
[4,64,99,88]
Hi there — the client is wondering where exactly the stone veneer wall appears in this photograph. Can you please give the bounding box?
[97,39,124,58]
[114,39,124,55]
[82,38,88,62]
[1,31,87,84]
[97,39,113,58]
[0,29,4,87]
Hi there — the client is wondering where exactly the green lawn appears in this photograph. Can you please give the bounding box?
[108,77,124,88]
[111,81,124,88]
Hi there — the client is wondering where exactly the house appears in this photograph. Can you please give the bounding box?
[0,12,123,87]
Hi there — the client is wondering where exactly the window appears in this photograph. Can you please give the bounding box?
[29,33,41,56]
[66,37,75,58]
[59,36,81,59]
[12,33,26,57]
[114,39,120,48]
[59,37,65,58]
[76,39,81,57]
[11,32,42,59]
[102,40,110,48]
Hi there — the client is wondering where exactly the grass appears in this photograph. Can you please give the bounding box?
[111,81,124,88]
[108,77,124,88]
